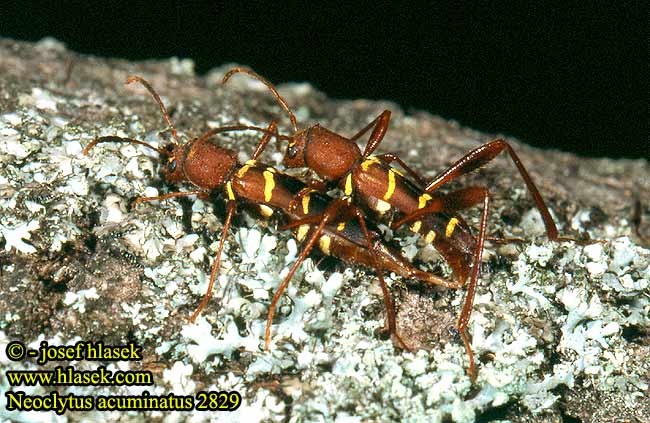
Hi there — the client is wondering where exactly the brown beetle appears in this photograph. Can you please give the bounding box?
[84,76,463,351]
[222,68,601,380]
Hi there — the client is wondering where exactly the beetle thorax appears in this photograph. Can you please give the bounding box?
[182,138,237,190]
[305,125,361,181]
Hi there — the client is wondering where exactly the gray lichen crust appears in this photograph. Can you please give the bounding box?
[1,38,649,423]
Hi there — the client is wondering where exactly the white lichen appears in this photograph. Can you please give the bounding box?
[0,220,40,254]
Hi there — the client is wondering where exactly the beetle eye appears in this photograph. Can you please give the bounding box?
[168,159,177,173]
[287,144,298,158]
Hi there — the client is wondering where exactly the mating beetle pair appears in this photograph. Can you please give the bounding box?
[84,70,595,381]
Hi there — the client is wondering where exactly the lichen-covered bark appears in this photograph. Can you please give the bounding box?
[0,38,648,423]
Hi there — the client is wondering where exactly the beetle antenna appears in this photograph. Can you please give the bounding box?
[126,76,181,145]
[222,67,298,133]
[83,136,165,156]
[196,125,292,144]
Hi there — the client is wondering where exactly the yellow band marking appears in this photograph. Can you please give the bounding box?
[383,169,396,201]
[424,230,436,243]
[361,157,380,171]
[296,224,309,242]
[301,194,311,215]
[410,221,422,233]
[259,205,273,217]
[344,174,353,196]
[263,171,275,202]
[445,217,459,238]
[237,165,251,178]
[418,193,432,209]
[237,159,257,178]
[336,222,346,231]
[318,235,331,255]
[225,182,235,200]
[265,166,277,173]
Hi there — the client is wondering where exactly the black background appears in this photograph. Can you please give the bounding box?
[1,2,646,159]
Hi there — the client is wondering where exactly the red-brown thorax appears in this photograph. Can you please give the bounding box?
[164,138,238,190]
[284,125,362,181]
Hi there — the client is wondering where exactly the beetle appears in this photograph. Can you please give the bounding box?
[84,76,464,352]
[222,67,600,380]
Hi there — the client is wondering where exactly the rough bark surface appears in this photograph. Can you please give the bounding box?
[1,38,648,422]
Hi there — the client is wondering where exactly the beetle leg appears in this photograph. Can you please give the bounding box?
[189,200,237,322]
[347,110,392,158]
[131,190,207,208]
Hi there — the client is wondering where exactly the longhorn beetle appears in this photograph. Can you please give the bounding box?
[222,67,600,380]
[83,76,465,353]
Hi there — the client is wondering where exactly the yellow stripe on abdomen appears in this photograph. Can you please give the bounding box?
[296,224,310,242]
[418,193,432,209]
[225,182,235,200]
[318,235,331,255]
[383,169,396,201]
[445,217,459,237]
[410,221,422,233]
[263,171,275,202]
[344,174,353,196]
[361,157,380,171]
[236,159,256,178]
